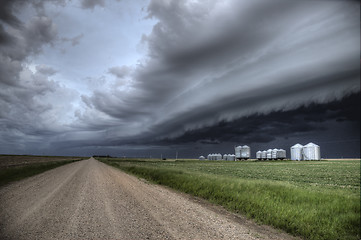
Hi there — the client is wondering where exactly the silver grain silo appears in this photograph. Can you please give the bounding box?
[261,150,267,159]
[216,153,222,160]
[266,149,272,160]
[241,145,251,160]
[313,143,321,160]
[235,146,242,159]
[302,144,312,160]
[256,151,262,160]
[277,149,286,159]
[272,148,278,159]
[199,156,205,160]
[291,144,303,160]
[223,154,229,161]
[229,154,236,161]
[207,154,211,160]
[303,143,321,160]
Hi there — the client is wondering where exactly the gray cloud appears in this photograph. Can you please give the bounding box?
[108,65,131,79]
[24,16,57,54]
[36,65,57,76]
[81,0,106,9]
[0,0,79,154]
[61,33,84,46]
[0,0,23,27]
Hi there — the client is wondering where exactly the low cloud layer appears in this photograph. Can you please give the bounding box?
[0,0,359,157]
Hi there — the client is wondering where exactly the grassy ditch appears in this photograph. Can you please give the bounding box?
[0,158,84,187]
[99,158,360,240]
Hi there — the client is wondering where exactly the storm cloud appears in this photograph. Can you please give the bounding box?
[0,0,359,157]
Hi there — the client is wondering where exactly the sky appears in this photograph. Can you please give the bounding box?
[0,0,360,158]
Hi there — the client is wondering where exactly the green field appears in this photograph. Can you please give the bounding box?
[98,158,360,240]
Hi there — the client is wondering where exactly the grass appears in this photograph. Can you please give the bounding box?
[98,158,360,240]
[0,158,84,187]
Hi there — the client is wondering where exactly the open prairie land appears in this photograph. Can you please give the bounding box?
[0,155,85,169]
[0,155,85,186]
[98,158,360,240]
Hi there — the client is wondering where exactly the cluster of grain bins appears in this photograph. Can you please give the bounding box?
[201,153,236,161]
[207,153,222,160]
[291,143,321,160]
[256,148,286,160]
[223,154,236,161]
[234,145,250,160]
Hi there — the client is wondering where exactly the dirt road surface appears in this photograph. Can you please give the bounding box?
[0,158,297,240]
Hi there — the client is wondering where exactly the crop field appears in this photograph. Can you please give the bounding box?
[99,158,360,240]
[0,155,86,186]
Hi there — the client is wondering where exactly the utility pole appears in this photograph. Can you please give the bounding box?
[176,151,178,160]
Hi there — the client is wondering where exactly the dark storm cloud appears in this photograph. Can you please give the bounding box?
[0,0,78,154]
[145,0,295,67]
[0,0,22,27]
[79,0,359,146]
[0,24,15,45]
[0,14,58,84]
[0,14,57,95]
[136,92,361,146]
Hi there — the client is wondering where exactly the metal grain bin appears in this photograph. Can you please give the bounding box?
[256,151,262,160]
[291,144,303,160]
[266,149,273,160]
[229,154,236,161]
[277,149,286,159]
[199,156,205,160]
[235,146,242,159]
[272,148,278,159]
[261,150,267,159]
[303,142,321,160]
[241,145,251,160]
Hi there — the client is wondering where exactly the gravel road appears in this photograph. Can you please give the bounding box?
[0,158,297,240]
